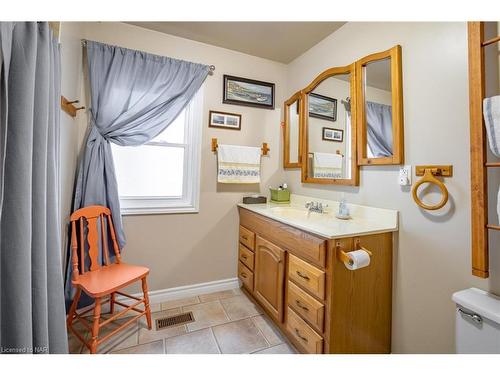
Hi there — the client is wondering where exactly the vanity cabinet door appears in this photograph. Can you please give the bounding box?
[254,236,285,323]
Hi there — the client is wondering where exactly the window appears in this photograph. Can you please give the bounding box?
[111,89,203,214]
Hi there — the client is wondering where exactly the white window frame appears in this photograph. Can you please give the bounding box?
[118,88,203,215]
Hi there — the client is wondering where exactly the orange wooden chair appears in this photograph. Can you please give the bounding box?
[66,205,152,354]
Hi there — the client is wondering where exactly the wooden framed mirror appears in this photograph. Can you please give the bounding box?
[301,64,359,185]
[356,45,404,165]
[283,91,302,168]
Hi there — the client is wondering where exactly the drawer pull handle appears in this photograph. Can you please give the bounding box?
[295,328,308,342]
[296,271,310,281]
[241,272,247,279]
[242,235,248,240]
[241,254,248,260]
[296,300,309,311]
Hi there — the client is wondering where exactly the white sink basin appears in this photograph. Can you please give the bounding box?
[269,206,308,218]
[269,206,331,221]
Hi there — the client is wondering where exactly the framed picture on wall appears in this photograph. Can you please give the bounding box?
[223,75,275,109]
[309,93,337,121]
[322,127,343,142]
[208,110,242,130]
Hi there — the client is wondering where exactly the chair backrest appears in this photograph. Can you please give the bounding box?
[70,205,122,280]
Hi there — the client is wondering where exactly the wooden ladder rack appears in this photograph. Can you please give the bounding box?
[468,22,500,278]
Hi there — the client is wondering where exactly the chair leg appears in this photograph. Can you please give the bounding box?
[66,288,82,329]
[90,297,102,354]
[109,292,115,314]
[141,277,152,330]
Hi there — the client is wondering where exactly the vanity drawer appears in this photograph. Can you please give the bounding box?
[238,244,254,270]
[238,261,254,292]
[288,254,325,300]
[288,281,324,332]
[286,307,323,354]
[239,225,255,250]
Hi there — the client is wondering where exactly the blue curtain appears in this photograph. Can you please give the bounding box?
[0,22,68,353]
[366,101,393,157]
[64,41,209,307]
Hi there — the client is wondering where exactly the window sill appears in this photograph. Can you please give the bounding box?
[120,203,199,216]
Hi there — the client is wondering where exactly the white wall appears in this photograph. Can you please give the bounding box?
[59,22,85,265]
[288,100,300,163]
[308,76,350,155]
[283,22,499,353]
[58,21,500,354]
[59,21,287,294]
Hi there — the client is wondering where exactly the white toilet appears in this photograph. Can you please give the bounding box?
[452,288,500,353]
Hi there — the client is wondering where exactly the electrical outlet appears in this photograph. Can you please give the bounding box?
[399,165,411,186]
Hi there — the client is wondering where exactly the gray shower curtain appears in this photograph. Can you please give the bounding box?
[65,41,209,306]
[366,101,393,157]
[0,22,68,353]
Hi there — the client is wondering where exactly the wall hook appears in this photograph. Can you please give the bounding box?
[61,96,85,118]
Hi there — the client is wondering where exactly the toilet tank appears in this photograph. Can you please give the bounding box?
[452,288,500,353]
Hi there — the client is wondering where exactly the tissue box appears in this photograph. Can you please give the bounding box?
[269,188,290,203]
[242,196,267,204]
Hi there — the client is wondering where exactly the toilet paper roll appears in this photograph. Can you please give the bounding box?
[344,250,371,270]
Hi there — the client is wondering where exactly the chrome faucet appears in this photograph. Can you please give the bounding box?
[305,201,328,213]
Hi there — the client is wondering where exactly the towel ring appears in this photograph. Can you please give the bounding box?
[412,168,449,210]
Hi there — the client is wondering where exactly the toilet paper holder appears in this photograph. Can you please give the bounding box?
[336,241,372,269]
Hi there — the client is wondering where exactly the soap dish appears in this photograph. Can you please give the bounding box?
[335,213,351,220]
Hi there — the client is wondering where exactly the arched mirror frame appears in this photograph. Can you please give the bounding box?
[283,91,302,169]
[300,63,359,185]
[356,45,404,165]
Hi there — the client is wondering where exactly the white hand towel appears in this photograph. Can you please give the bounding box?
[483,97,500,224]
[483,96,500,157]
[217,144,261,184]
[313,152,343,169]
[313,152,343,179]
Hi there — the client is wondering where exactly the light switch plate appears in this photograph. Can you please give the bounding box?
[399,165,411,186]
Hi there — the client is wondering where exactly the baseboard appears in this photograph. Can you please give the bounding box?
[117,277,241,306]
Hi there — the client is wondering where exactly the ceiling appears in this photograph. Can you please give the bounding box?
[126,22,346,63]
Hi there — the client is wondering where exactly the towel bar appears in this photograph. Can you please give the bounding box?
[412,165,453,210]
[307,150,344,157]
[211,138,270,156]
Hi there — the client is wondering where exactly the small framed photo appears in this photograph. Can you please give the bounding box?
[208,110,242,130]
[309,93,337,121]
[223,75,275,109]
[322,127,343,142]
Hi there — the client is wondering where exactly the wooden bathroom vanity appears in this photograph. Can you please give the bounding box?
[236,198,397,354]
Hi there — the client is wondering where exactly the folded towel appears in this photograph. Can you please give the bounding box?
[313,152,343,179]
[217,144,261,184]
[483,96,500,157]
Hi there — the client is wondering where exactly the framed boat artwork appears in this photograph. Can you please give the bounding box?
[223,75,275,109]
[308,93,337,122]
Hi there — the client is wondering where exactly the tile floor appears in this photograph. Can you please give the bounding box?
[68,288,298,354]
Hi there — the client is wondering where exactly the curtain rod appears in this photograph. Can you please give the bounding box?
[81,39,215,75]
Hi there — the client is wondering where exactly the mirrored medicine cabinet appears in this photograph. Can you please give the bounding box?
[282,45,404,185]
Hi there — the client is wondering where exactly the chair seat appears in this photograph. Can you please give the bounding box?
[73,263,149,297]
